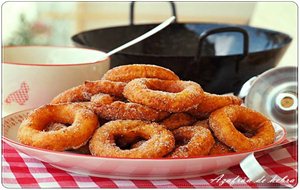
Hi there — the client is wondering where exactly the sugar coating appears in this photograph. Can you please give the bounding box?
[19,64,261,159]
[94,100,170,121]
[188,92,242,119]
[209,105,275,152]
[123,78,204,113]
[160,113,196,130]
[102,64,180,82]
[89,120,175,158]
[17,103,99,151]
[51,80,125,104]
[168,126,215,158]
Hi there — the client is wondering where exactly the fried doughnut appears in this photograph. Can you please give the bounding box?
[94,102,170,121]
[160,113,196,130]
[90,93,115,106]
[209,105,275,152]
[193,119,209,129]
[43,121,92,155]
[102,64,179,82]
[17,103,99,151]
[92,93,170,121]
[84,80,125,98]
[123,78,204,112]
[188,93,242,119]
[51,80,125,104]
[168,126,215,158]
[192,119,233,155]
[51,85,89,104]
[209,141,234,155]
[89,120,175,158]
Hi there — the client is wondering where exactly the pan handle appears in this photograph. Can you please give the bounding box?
[130,1,177,25]
[195,26,249,61]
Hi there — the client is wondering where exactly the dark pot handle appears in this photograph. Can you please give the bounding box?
[195,26,249,61]
[130,1,177,25]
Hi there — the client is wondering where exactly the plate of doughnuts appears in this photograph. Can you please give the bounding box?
[2,64,286,179]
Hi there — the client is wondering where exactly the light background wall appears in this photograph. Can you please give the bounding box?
[250,2,297,67]
[73,2,256,30]
[2,2,297,67]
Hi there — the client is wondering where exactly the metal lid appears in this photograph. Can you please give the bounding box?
[245,66,297,140]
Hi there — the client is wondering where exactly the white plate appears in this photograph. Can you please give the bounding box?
[2,110,286,180]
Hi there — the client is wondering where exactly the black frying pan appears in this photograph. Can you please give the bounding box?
[72,2,292,94]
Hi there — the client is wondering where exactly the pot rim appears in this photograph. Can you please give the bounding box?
[71,22,292,58]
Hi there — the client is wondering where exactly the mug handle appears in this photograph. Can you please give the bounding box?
[129,1,177,25]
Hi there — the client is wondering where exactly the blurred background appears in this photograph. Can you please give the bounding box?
[2,1,297,67]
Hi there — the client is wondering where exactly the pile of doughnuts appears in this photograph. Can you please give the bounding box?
[17,64,275,158]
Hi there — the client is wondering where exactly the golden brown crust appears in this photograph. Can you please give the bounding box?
[90,93,115,106]
[94,101,170,121]
[102,64,180,82]
[188,93,242,119]
[51,80,126,104]
[17,103,99,151]
[123,78,204,112]
[209,105,275,152]
[51,85,90,104]
[209,140,234,155]
[168,126,215,158]
[160,113,196,130]
[193,119,209,129]
[192,119,234,155]
[18,64,274,158]
[84,80,126,98]
[91,93,170,121]
[89,120,175,158]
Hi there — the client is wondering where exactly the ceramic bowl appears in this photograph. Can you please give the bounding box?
[3,46,109,115]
